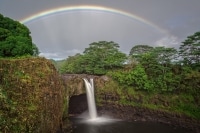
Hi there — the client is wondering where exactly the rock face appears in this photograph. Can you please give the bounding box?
[0,58,65,133]
[61,74,109,96]
[68,94,87,115]
[62,74,109,117]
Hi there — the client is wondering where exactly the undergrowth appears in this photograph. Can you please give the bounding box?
[96,79,200,120]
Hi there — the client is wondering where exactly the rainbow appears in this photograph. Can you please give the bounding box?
[20,5,166,33]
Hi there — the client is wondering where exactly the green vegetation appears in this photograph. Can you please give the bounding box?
[60,31,200,119]
[179,31,200,68]
[0,14,39,57]
[60,41,127,75]
[0,57,66,132]
[60,31,200,93]
[95,79,200,119]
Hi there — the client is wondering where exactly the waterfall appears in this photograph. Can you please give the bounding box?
[83,78,97,119]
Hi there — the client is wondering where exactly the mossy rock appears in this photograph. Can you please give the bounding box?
[0,57,66,133]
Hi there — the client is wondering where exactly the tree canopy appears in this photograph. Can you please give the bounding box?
[179,31,200,68]
[61,41,127,75]
[0,14,39,57]
[128,45,153,64]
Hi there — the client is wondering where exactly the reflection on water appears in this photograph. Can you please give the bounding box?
[70,117,192,133]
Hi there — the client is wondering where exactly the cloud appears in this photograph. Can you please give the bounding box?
[155,35,180,48]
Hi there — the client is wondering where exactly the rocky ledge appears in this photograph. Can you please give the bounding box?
[98,103,200,133]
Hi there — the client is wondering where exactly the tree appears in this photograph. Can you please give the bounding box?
[0,14,39,57]
[108,64,153,91]
[125,64,151,91]
[0,28,11,41]
[82,41,127,74]
[139,46,177,75]
[179,31,200,67]
[128,45,153,63]
[61,41,127,75]
[60,54,84,74]
[32,43,40,56]
[129,45,153,56]
[138,46,178,92]
[153,47,178,64]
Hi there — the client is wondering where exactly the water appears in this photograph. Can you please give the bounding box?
[71,117,192,133]
[83,78,97,119]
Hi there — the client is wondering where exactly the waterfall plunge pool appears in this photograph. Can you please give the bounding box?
[70,116,192,133]
[68,78,192,133]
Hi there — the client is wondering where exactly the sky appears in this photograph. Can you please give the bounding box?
[1,0,200,60]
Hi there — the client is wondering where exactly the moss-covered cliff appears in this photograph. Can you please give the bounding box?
[0,57,67,133]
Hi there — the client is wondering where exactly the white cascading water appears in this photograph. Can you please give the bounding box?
[83,78,97,119]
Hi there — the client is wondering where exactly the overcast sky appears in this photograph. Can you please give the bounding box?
[1,0,200,60]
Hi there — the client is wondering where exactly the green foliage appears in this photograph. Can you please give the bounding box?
[179,31,200,68]
[129,44,153,56]
[61,41,127,75]
[108,64,152,91]
[82,41,127,74]
[60,54,84,74]
[128,45,153,63]
[0,14,39,57]
[0,57,65,132]
[128,65,151,90]
[109,38,199,94]
[181,68,200,95]
[153,47,178,64]
[32,43,40,56]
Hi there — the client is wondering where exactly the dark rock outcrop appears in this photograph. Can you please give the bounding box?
[68,94,88,115]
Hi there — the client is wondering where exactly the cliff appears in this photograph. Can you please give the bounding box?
[0,57,67,133]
